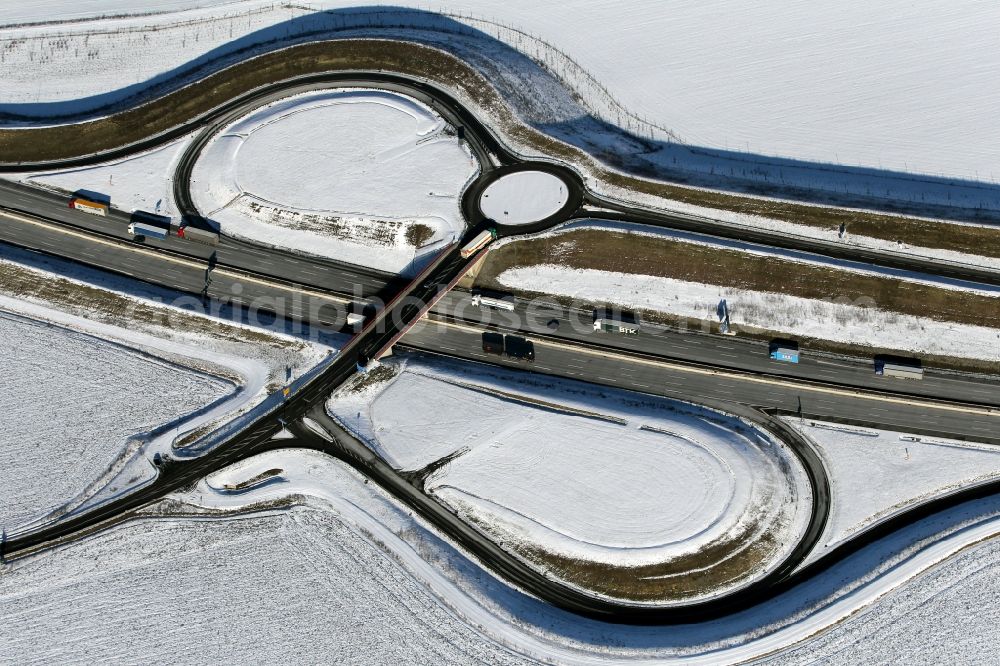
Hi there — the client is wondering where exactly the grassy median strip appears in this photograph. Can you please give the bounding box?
[2,38,999,258]
[478,228,1000,329]
[474,228,1000,374]
[0,258,290,349]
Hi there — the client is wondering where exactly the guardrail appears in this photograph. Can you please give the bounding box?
[420,312,1000,415]
[587,194,1000,283]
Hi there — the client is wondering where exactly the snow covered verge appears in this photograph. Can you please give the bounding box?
[0,244,337,535]
[4,447,995,662]
[1,131,196,221]
[190,89,477,275]
[325,354,812,604]
[788,418,1000,568]
[487,221,1000,365]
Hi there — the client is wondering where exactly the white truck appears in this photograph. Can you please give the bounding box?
[471,292,516,311]
[128,222,168,240]
[875,357,923,379]
[460,228,497,258]
[593,317,639,335]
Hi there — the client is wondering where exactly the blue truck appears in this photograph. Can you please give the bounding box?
[769,340,800,363]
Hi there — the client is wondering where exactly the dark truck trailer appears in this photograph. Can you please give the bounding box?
[482,332,504,356]
[128,210,172,240]
[504,335,535,362]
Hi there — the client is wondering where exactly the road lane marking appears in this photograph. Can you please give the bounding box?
[1,209,349,305]
[430,318,1000,418]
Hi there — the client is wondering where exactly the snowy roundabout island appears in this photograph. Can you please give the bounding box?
[329,356,814,604]
[479,169,572,225]
[190,89,479,276]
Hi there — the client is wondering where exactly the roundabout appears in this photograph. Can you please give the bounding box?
[462,162,585,232]
[479,169,569,225]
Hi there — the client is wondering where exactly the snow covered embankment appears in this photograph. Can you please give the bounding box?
[327,355,812,604]
[788,418,1000,568]
[191,89,478,276]
[495,253,1000,363]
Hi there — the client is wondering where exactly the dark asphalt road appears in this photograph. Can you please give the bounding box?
[433,290,1000,408]
[1,240,467,552]
[0,206,354,324]
[4,207,997,412]
[0,179,398,300]
[1,69,998,625]
[283,400,830,625]
[401,316,1000,444]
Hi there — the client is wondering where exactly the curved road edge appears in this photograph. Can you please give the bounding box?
[289,391,830,625]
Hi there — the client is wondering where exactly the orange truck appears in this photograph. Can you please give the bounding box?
[68,197,108,216]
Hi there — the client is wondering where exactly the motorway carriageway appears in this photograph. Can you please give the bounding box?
[6,171,999,404]
[400,317,1000,444]
[0,206,354,322]
[3,202,1000,427]
[0,179,399,300]
[432,290,1000,408]
[3,205,1000,429]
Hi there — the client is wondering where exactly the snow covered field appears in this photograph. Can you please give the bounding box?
[328,355,812,602]
[787,418,1000,567]
[0,312,230,532]
[0,509,527,665]
[191,89,477,275]
[3,1,1000,274]
[3,447,997,663]
[0,244,336,533]
[1,1,997,186]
